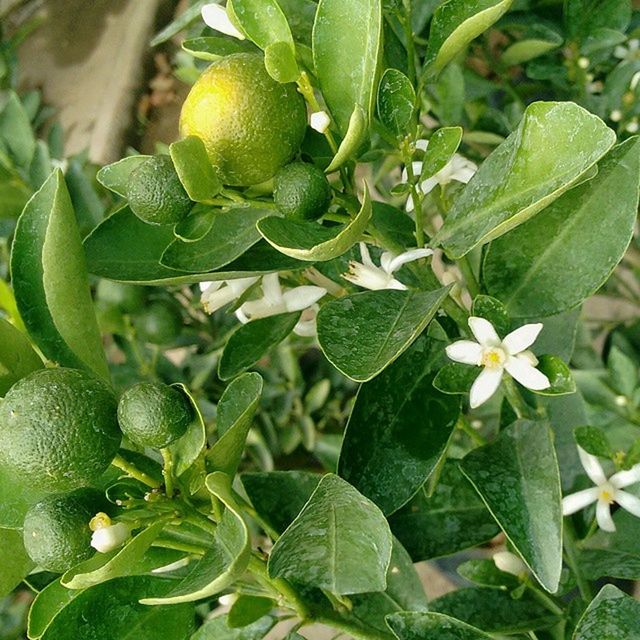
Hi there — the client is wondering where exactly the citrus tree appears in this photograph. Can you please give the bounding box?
[2,0,640,638]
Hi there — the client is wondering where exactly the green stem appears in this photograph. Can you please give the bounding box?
[525,580,564,617]
[502,376,531,420]
[402,141,425,247]
[161,448,174,498]
[457,415,487,446]
[152,538,206,555]
[441,296,469,330]
[563,518,593,602]
[458,255,481,298]
[111,454,161,489]
[315,613,393,640]
[400,3,417,86]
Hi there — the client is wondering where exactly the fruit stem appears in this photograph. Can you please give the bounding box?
[160,448,175,498]
[111,454,161,489]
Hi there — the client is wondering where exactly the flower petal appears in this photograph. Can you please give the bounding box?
[502,323,544,355]
[201,284,237,314]
[310,111,331,133]
[469,366,503,408]
[418,176,439,196]
[561,487,600,515]
[343,262,392,290]
[614,490,640,518]
[577,446,608,486]
[445,340,482,365]
[596,499,616,532]
[201,3,245,39]
[468,317,500,346]
[385,248,433,275]
[283,286,327,312]
[610,464,640,489]
[227,276,259,296]
[261,273,283,305]
[504,357,550,391]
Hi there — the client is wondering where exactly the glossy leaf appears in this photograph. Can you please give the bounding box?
[483,137,640,317]
[573,425,613,459]
[227,596,274,629]
[218,312,300,381]
[168,385,207,477]
[389,463,500,561]
[430,588,559,633]
[573,584,640,640]
[0,462,45,528]
[207,373,263,476]
[534,355,576,396]
[0,91,35,168]
[433,362,480,395]
[456,559,519,590]
[339,335,459,515]
[61,521,168,590]
[11,170,109,379]
[162,208,271,273]
[460,420,563,592]
[141,473,250,605]
[31,576,195,640]
[169,137,221,202]
[96,156,150,198]
[268,474,393,595]
[229,0,299,82]
[317,286,450,382]
[241,470,321,535]
[325,106,367,172]
[420,126,463,181]
[502,26,563,66]
[181,36,258,60]
[312,0,383,134]
[435,101,615,258]
[192,614,274,640]
[424,0,513,76]
[257,185,371,262]
[387,612,492,640]
[0,528,34,597]
[471,294,510,337]
[377,69,416,136]
[0,317,42,396]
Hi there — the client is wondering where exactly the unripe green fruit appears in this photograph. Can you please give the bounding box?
[134,301,182,344]
[118,382,193,449]
[96,281,146,313]
[273,162,332,221]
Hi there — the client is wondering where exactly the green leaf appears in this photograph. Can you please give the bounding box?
[257,185,372,262]
[207,373,263,476]
[502,26,563,66]
[182,36,258,61]
[162,208,271,273]
[460,420,563,593]
[11,170,109,379]
[241,470,321,535]
[0,527,34,596]
[607,345,638,398]
[192,614,274,640]
[389,463,500,561]
[61,521,168,590]
[96,156,151,198]
[0,462,45,528]
[387,611,492,640]
[228,596,274,628]
[471,295,510,336]
[141,473,251,605]
[168,384,207,477]
[312,0,383,134]
[317,286,450,382]
[377,69,416,136]
[573,584,640,640]
[0,317,43,396]
[325,105,368,172]
[433,362,480,395]
[483,137,640,317]
[268,474,393,595]
[31,576,195,640]
[84,207,301,285]
[574,425,613,458]
[169,137,222,202]
[339,335,459,515]
[229,0,299,82]
[534,355,576,396]
[420,126,463,181]
[430,587,559,633]
[218,312,300,381]
[424,0,513,77]
[435,101,616,259]
[0,91,35,167]
[456,559,520,589]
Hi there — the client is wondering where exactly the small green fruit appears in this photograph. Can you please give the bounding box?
[273,162,332,221]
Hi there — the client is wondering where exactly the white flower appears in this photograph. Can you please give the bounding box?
[343,242,432,291]
[577,56,590,69]
[236,273,327,336]
[445,317,551,409]
[610,109,623,122]
[90,521,130,553]
[201,3,245,40]
[493,551,528,577]
[562,447,640,532]
[614,38,640,62]
[199,277,259,315]
[625,119,639,134]
[401,139,477,212]
[310,111,331,134]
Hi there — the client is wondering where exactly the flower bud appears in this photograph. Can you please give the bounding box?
[91,522,130,553]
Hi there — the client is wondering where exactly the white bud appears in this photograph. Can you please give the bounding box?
[631,71,640,91]
[91,522,130,553]
[493,551,528,577]
[615,395,629,407]
[577,57,590,69]
[218,593,237,607]
[610,110,623,122]
[625,120,639,134]
[310,111,331,134]
[201,3,245,40]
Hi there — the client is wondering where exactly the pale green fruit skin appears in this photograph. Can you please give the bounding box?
[179,53,307,186]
